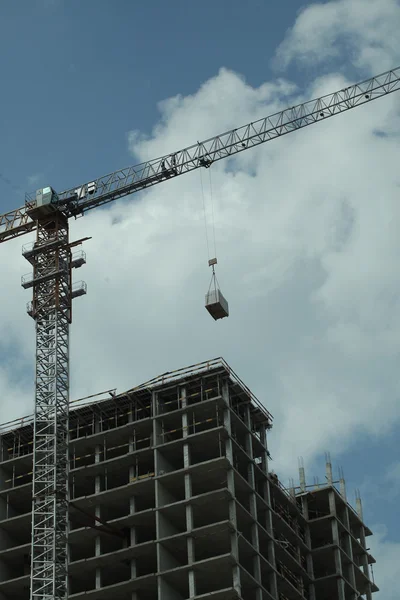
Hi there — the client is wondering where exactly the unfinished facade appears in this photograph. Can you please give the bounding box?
[0,358,378,599]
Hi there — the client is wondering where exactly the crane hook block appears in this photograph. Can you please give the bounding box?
[205,287,229,320]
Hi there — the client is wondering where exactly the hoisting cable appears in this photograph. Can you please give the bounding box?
[200,168,210,261]
[201,164,229,320]
[205,167,219,289]
[207,259,220,295]
[208,167,217,260]
[202,165,218,291]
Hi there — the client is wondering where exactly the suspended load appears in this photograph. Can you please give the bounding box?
[205,258,229,320]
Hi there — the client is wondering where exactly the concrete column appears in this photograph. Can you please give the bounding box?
[94,412,102,590]
[260,425,278,598]
[222,382,241,596]
[0,465,10,523]
[128,408,138,600]
[330,492,356,597]
[300,496,316,600]
[266,480,279,599]
[0,437,6,463]
[94,445,102,589]
[129,491,138,600]
[329,492,345,600]
[154,390,162,596]
[259,424,270,476]
[244,406,261,599]
[359,526,373,600]
[181,387,196,598]
[341,506,357,596]
[155,387,188,599]
[331,518,342,571]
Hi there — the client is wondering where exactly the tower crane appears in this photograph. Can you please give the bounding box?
[0,66,399,600]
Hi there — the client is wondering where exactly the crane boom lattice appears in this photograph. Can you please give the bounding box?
[1,67,400,245]
[39,66,400,216]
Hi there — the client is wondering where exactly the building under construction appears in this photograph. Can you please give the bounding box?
[0,358,378,600]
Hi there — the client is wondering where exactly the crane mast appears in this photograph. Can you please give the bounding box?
[0,65,399,600]
[24,211,71,599]
[20,192,87,599]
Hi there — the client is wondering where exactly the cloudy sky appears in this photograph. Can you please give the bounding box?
[0,0,399,596]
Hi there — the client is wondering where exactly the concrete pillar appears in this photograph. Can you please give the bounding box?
[300,496,316,600]
[339,469,347,501]
[94,411,102,590]
[222,382,241,597]
[341,505,357,595]
[0,436,6,463]
[260,425,278,598]
[299,459,306,493]
[259,424,270,476]
[326,454,333,485]
[129,492,138,600]
[94,446,102,589]
[329,492,345,600]
[0,464,9,523]
[181,387,196,598]
[359,526,373,600]
[153,389,165,600]
[244,406,261,599]
[128,420,138,588]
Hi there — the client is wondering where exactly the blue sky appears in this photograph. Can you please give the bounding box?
[1,1,400,597]
[0,0,300,209]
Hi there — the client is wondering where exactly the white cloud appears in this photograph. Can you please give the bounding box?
[128,68,297,161]
[369,525,400,599]
[275,0,400,74]
[382,461,400,500]
[3,63,399,465]
[1,3,400,594]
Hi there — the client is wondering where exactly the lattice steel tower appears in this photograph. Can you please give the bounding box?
[21,190,87,599]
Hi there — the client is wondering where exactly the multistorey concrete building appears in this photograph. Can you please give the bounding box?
[0,358,378,599]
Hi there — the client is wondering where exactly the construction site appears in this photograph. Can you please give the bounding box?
[1,64,399,600]
[0,359,378,600]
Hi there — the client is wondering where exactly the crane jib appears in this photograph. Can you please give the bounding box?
[0,64,400,239]
[56,66,400,215]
